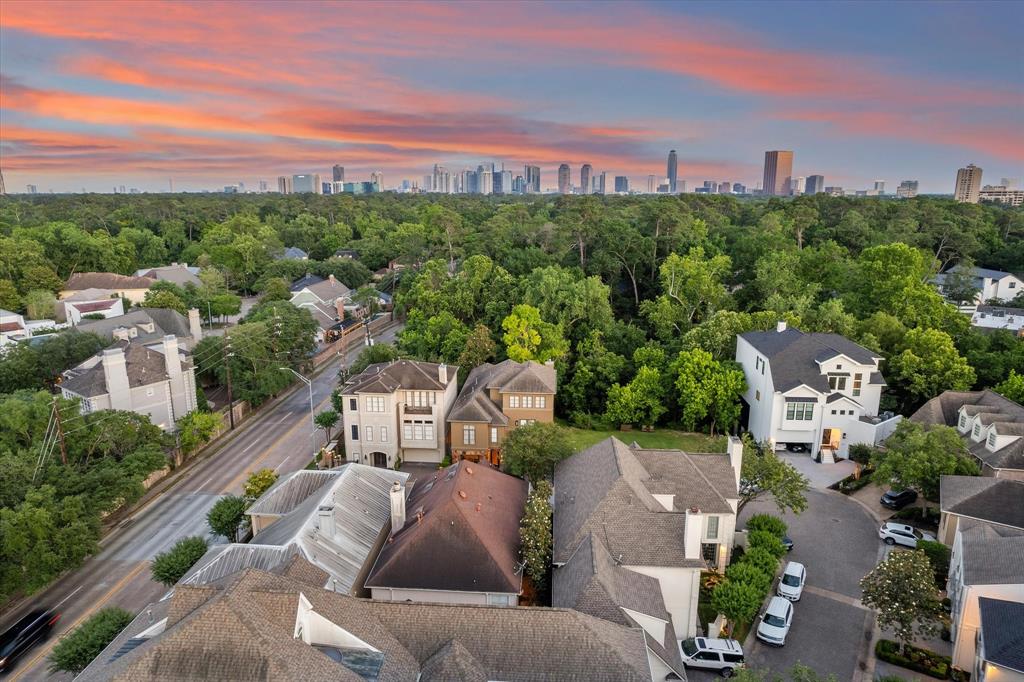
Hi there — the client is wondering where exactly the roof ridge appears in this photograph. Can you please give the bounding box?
[681,452,731,507]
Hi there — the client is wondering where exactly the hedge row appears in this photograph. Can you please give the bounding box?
[875,639,951,679]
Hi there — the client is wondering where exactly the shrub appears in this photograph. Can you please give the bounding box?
[748,530,787,559]
[726,561,772,595]
[151,536,209,586]
[740,547,779,576]
[745,513,787,538]
[875,639,950,679]
[49,607,134,674]
[918,540,951,588]
[207,495,248,540]
[711,580,762,636]
[243,468,279,500]
[177,410,222,455]
[849,443,875,465]
[520,480,553,588]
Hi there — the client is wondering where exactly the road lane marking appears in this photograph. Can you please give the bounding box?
[9,561,149,681]
[240,438,262,454]
[274,454,293,473]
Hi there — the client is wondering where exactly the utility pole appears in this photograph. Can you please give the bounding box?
[52,398,68,466]
[224,336,235,430]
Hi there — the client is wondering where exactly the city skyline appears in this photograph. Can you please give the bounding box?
[1,1,1022,193]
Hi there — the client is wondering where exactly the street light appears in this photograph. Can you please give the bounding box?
[280,367,316,460]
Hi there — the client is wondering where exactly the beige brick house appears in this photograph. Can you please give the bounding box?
[447,359,556,466]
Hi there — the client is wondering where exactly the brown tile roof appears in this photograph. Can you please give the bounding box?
[448,360,555,424]
[65,272,155,290]
[0,321,24,333]
[69,299,119,313]
[342,359,457,395]
[365,460,528,594]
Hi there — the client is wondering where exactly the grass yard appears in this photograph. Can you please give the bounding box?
[562,424,726,453]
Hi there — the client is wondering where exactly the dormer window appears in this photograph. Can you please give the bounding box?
[987,432,997,448]
[973,424,981,438]
[958,414,967,429]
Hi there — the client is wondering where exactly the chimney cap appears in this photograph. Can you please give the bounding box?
[776,320,787,332]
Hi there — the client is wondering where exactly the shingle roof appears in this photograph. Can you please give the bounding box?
[911,390,1024,472]
[959,520,1024,585]
[342,360,457,395]
[304,277,352,303]
[740,327,881,393]
[448,360,556,424]
[279,246,309,260]
[290,273,325,292]
[941,476,1024,530]
[73,308,193,345]
[79,568,654,682]
[137,264,202,287]
[61,341,183,397]
[948,264,1017,281]
[978,597,1024,673]
[65,272,155,290]
[365,460,527,594]
[553,437,736,567]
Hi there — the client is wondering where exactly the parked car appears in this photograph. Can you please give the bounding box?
[756,596,793,646]
[880,489,918,510]
[679,637,745,678]
[0,608,60,673]
[781,535,794,552]
[777,561,806,601]
[878,521,935,548]
[785,443,809,453]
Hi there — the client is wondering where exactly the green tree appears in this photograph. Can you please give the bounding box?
[604,365,667,427]
[244,468,279,500]
[519,480,553,588]
[315,410,340,443]
[739,438,810,514]
[207,495,248,540]
[0,279,22,311]
[745,514,787,538]
[562,331,626,416]
[740,547,780,576]
[501,304,568,363]
[673,348,747,434]
[860,549,943,654]
[176,411,222,455]
[871,420,978,501]
[887,328,975,409]
[502,422,574,482]
[711,579,763,636]
[150,536,208,587]
[24,289,57,319]
[748,530,787,559]
[259,276,292,303]
[345,343,399,378]
[725,561,773,595]
[48,607,134,674]
[456,323,497,378]
[995,369,1024,403]
[143,289,188,315]
[917,540,952,589]
[641,246,732,338]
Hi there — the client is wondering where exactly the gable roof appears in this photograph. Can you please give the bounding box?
[940,476,1024,530]
[947,264,1019,281]
[303,276,352,303]
[247,465,411,594]
[65,272,156,291]
[978,597,1024,673]
[365,460,527,594]
[959,520,1024,585]
[739,327,881,393]
[341,359,457,395]
[553,437,736,567]
[136,264,202,287]
[79,568,654,682]
[279,246,309,260]
[61,342,184,398]
[290,273,325,292]
[448,360,556,425]
[73,308,194,345]
[912,391,1024,472]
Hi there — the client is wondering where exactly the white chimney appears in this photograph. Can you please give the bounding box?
[187,308,203,343]
[162,335,181,379]
[317,505,336,537]
[101,348,132,410]
[683,507,703,559]
[328,274,336,285]
[727,435,744,494]
[390,481,406,534]
[776,320,787,333]
[438,363,448,385]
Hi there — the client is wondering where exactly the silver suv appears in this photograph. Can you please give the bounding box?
[679,637,745,677]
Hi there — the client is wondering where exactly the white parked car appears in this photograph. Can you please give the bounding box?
[777,561,806,601]
[756,596,793,646]
[679,637,745,677]
[878,522,935,548]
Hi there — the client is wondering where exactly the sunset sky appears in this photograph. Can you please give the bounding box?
[1,0,1022,193]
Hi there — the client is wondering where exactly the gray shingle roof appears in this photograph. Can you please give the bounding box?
[911,390,1024,472]
[65,272,155,290]
[290,273,325,292]
[448,360,555,424]
[342,360,457,395]
[365,461,527,594]
[137,264,202,287]
[73,307,193,345]
[279,246,309,260]
[304,277,352,303]
[940,476,1024,530]
[978,597,1024,673]
[61,341,185,398]
[960,520,1024,585]
[80,568,654,681]
[554,437,736,567]
[740,327,881,393]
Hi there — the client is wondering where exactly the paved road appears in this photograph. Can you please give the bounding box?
[1,322,401,681]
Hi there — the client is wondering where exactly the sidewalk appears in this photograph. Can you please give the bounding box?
[778,451,855,489]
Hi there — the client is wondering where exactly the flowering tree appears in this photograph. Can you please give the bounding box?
[860,550,943,654]
[519,480,553,589]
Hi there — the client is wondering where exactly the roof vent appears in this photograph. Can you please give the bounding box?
[458,490,467,499]
[466,466,474,475]
[475,503,481,512]
[689,506,701,513]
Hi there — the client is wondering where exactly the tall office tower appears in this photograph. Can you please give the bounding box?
[498,169,513,194]
[292,174,322,193]
[0,170,5,195]
[873,180,886,195]
[732,183,746,194]
[762,150,794,196]
[791,176,805,195]
[479,170,493,195]
[432,165,449,193]
[646,175,656,193]
[558,164,571,194]
[718,182,731,194]
[525,165,541,193]
[667,149,678,193]
[370,171,384,191]
[512,175,525,193]
[422,174,433,192]
[580,164,592,195]
[26,184,38,194]
[954,164,983,203]
[703,181,716,192]
[679,180,686,193]
[321,182,332,195]
[258,179,269,192]
[805,175,824,195]
[277,176,293,194]
[896,180,919,199]
[614,176,629,193]
[332,165,345,183]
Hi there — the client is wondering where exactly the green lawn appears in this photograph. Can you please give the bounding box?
[562,424,726,453]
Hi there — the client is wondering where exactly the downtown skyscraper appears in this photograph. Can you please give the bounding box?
[954,164,983,203]
[762,150,794,196]
[580,164,592,195]
[525,165,541,194]
[332,165,345,182]
[667,149,678,193]
[558,164,571,194]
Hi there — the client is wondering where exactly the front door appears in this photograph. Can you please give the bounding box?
[820,428,841,450]
[372,452,387,468]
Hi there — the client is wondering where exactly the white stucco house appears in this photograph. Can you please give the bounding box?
[0,308,30,348]
[64,297,125,326]
[553,435,743,651]
[736,322,901,462]
[340,360,459,467]
[935,265,1024,305]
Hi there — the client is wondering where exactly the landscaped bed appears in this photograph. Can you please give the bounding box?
[561,424,726,453]
[830,468,876,494]
[875,639,953,679]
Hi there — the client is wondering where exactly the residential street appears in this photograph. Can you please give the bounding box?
[0,322,401,682]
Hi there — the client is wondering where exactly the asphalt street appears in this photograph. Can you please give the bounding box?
[0,321,401,681]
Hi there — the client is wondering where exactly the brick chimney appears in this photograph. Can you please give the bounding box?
[102,348,132,410]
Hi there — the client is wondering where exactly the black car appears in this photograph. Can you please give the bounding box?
[880,489,918,510]
[0,608,60,673]
[782,535,794,552]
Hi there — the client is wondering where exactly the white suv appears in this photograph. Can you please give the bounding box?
[878,522,935,548]
[756,596,793,646]
[679,637,745,678]
[777,561,806,601]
